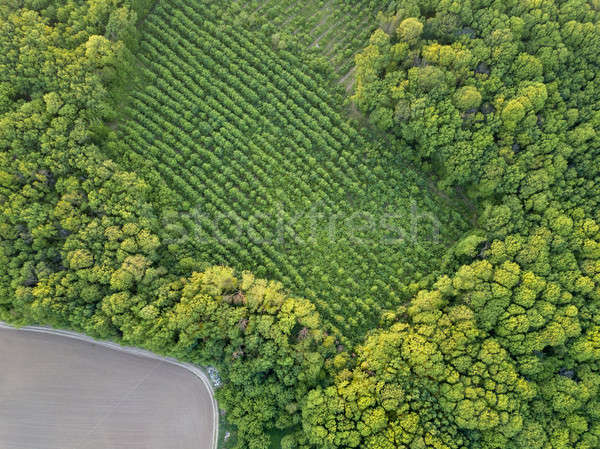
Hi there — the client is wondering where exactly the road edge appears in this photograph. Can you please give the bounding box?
[0,321,220,449]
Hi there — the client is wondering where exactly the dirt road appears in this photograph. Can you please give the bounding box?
[0,326,217,449]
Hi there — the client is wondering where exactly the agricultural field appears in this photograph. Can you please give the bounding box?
[117,0,470,338]
[0,327,217,449]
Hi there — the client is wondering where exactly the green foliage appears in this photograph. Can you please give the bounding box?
[353,2,600,208]
[454,86,482,111]
[328,1,600,448]
[396,17,423,43]
[216,0,399,78]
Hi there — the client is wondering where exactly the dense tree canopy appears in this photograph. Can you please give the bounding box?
[302,1,600,448]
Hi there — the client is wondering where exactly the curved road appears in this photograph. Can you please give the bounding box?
[0,324,218,449]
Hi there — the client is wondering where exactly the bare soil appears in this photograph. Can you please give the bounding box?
[0,328,216,449]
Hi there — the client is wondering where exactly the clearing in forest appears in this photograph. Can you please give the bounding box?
[118,0,469,339]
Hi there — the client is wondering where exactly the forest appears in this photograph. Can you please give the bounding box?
[1,0,600,448]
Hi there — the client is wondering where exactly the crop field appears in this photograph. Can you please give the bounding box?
[119,0,469,338]
[0,327,217,449]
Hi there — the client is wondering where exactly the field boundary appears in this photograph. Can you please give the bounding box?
[0,322,220,449]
